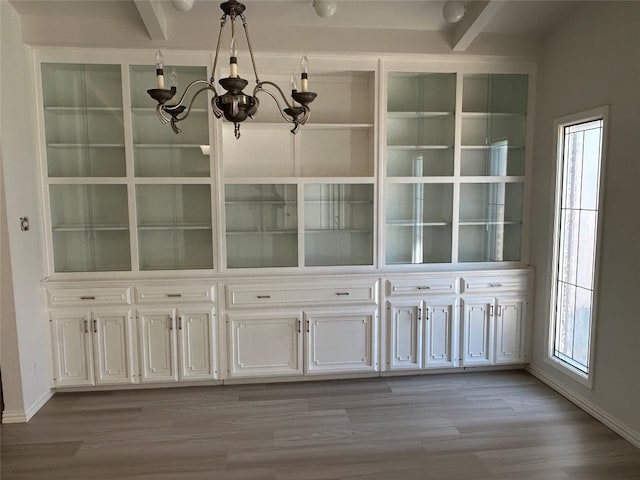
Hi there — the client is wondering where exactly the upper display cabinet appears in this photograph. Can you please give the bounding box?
[41,63,131,273]
[221,61,377,270]
[384,70,529,266]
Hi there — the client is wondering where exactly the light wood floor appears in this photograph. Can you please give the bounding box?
[2,371,639,479]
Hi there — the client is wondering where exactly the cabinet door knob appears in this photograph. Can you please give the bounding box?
[93,319,97,333]
[84,319,89,333]
[178,315,183,330]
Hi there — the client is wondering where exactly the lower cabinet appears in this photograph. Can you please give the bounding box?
[388,298,458,371]
[227,314,304,378]
[462,296,527,366]
[137,307,217,383]
[305,310,375,374]
[227,308,377,378]
[50,309,135,387]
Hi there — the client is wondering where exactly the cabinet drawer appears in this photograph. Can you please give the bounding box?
[387,277,458,296]
[48,287,131,307]
[135,285,215,304]
[462,275,527,294]
[227,282,377,307]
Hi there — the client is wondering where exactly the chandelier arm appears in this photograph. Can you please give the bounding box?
[156,104,171,124]
[211,15,227,83]
[255,81,294,110]
[254,85,306,124]
[167,80,215,111]
[240,13,260,84]
[170,86,215,123]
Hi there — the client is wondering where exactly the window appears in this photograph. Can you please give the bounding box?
[549,107,607,385]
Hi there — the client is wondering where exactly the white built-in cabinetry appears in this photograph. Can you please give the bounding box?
[386,271,529,373]
[225,279,379,379]
[47,282,218,388]
[38,51,534,392]
[461,276,528,366]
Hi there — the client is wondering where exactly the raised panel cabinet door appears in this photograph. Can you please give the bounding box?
[51,312,94,386]
[92,310,134,385]
[424,299,457,369]
[228,314,303,378]
[138,309,178,383]
[388,303,422,370]
[495,298,526,364]
[305,310,376,374]
[463,300,494,366]
[177,310,217,380]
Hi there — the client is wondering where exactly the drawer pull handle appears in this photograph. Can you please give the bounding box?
[80,296,96,300]
[417,286,430,290]
[489,283,503,288]
[257,295,271,299]
[166,294,182,298]
[336,292,350,296]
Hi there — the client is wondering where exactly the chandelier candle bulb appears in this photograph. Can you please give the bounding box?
[155,50,165,89]
[290,74,299,105]
[170,69,178,89]
[229,38,238,78]
[300,55,309,92]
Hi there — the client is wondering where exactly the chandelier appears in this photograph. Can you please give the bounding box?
[147,0,317,139]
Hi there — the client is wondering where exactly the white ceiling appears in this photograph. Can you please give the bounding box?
[9,0,578,53]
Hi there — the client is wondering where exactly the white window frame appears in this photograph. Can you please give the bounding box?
[546,105,609,388]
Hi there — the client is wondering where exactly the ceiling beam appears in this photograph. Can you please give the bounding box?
[451,0,505,52]
[134,0,168,41]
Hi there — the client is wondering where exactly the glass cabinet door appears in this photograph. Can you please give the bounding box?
[458,182,523,262]
[304,184,373,266]
[129,65,210,177]
[461,74,527,177]
[459,74,527,262]
[41,64,126,178]
[386,73,456,177]
[385,183,453,264]
[136,185,213,270]
[49,185,131,272]
[225,184,298,268]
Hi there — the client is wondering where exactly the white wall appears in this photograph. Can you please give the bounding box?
[0,152,26,415]
[530,1,640,437]
[0,0,51,419]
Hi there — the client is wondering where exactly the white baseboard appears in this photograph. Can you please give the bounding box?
[526,364,640,450]
[2,389,54,424]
